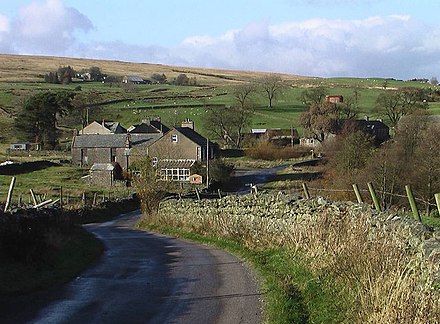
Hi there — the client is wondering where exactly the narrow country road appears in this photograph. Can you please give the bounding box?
[0,210,261,324]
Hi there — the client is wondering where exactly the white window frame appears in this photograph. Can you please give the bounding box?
[171,134,178,143]
[160,168,190,181]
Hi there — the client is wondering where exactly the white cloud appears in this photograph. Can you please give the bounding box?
[0,14,9,32]
[1,0,92,55]
[64,15,439,79]
[165,15,439,79]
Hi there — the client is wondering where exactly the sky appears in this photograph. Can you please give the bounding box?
[0,0,440,79]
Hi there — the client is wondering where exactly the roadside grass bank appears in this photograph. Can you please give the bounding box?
[137,193,440,323]
[0,196,140,296]
[0,226,103,295]
[138,222,349,323]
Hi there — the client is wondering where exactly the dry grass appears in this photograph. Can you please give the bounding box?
[142,194,440,323]
[0,54,311,84]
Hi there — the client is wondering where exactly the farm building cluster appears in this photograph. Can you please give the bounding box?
[71,118,217,186]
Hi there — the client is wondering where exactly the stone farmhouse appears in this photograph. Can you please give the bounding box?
[148,120,218,181]
[71,132,161,169]
[341,117,390,145]
[71,118,217,185]
[300,117,390,148]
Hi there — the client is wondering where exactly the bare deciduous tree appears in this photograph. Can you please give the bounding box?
[204,84,255,148]
[299,86,327,106]
[300,102,339,142]
[374,87,427,127]
[257,74,284,109]
[131,158,173,216]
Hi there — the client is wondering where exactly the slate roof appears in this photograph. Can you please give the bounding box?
[174,127,216,147]
[150,120,171,133]
[104,121,127,134]
[158,159,195,169]
[81,121,126,134]
[127,123,160,134]
[73,133,161,148]
[124,76,144,83]
[351,120,389,130]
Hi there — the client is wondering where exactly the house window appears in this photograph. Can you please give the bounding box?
[171,134,178,143]
[161,168,190,181]
[152,157,158,167]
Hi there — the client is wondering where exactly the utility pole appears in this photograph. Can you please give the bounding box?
[206,138,209,188]
[291,126,294,148]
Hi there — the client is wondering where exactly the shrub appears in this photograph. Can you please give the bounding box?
[246,141,310,160]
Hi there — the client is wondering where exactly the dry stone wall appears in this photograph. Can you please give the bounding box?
[159,192,440,282]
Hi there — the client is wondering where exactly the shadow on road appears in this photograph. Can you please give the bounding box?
[0,212,196,324]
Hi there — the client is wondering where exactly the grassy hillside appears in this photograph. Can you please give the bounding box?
[0,54,308,84]
[0,54,438,146]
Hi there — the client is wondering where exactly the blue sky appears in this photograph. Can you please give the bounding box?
[1,0,440,79]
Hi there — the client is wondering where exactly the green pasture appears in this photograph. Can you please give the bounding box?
[0,165,131,207]
[1,77,439,145]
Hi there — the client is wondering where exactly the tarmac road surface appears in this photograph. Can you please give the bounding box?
[0,210,262,324]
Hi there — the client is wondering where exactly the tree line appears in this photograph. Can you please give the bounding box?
[44,66,106,84]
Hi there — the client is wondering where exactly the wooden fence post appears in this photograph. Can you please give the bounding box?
[302,183,310,199]
[218,189,222,199]
[59,186,63,208]
[405,185,422,222]
[435,193,440,217]
[4,177,16,212]
[352,184,363,203]
[195,188,201,201]
[93,192,97,206]
[34,199,53,209]
[30,189,37,206]
[82,192,86,207]
[367,182,381,211]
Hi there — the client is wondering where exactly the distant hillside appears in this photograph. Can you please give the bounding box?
[0,54,311,85]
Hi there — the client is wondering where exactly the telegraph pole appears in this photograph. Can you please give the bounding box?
[206,138,209,188]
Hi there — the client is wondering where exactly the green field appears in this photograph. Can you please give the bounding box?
[0,54,439,144]
[0,164,132,208]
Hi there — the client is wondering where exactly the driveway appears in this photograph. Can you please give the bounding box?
[0,210,261,324]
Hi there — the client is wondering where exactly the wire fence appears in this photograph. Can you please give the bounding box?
[307,185,438,207]
[3,177,134,212]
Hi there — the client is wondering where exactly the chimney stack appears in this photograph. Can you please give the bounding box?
[181,118,194,130]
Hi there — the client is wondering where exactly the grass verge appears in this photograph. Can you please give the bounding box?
[0,226,103,296]
[140,222,349,324]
